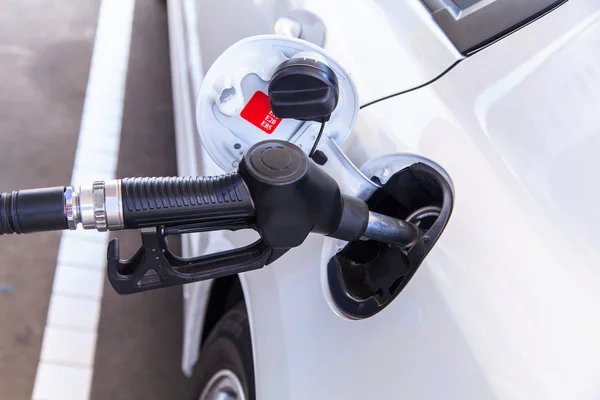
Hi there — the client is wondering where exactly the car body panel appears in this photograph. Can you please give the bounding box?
[168,0,600,397]
[327,2,600,398]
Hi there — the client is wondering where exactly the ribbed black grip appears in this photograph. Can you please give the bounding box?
[0,187,68,235]
[121,174,255,229]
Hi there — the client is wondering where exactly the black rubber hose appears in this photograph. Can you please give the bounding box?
[0,187,68,234]
[121,174,255,229]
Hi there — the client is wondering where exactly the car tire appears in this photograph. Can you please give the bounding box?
[192,302,255,400]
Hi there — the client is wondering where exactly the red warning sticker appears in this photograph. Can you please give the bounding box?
[240,91,282,134]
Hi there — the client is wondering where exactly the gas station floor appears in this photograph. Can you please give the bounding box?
[0,1,196,398]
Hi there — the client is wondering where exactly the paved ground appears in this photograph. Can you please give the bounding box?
[0,1,195,398]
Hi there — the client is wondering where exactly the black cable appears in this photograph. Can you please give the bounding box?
[306,60,460,157]
[309,118,326,158]
[359,59,463,109]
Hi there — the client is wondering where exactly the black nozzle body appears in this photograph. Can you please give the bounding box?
[238,140,344,250]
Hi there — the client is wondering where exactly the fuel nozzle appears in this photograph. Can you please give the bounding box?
[1,139,422,295]
[1,139,420,249]
[238,140,421,253]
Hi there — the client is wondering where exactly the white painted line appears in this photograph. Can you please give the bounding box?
[52,265,105,299]
[32,363,93,400]
[73,150,118,177]
[46,294,102,331]
[57,233,109,270]
[32,0,135,398]
[39,327,97,367]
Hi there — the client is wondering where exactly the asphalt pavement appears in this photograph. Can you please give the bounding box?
[0,1,195,398]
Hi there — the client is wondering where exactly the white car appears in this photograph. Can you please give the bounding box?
[167,0,600,399]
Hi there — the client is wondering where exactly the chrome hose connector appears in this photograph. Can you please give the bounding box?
[73,180,124,231]
[92,181,107,231]
[104,179,124,230]
[64,186,78,230]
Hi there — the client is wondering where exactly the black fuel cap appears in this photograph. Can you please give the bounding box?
[268,58,339,122]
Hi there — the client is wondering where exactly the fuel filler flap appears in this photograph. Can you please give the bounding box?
[195,35,359,172]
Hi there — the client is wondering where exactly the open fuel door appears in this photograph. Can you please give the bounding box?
[195,35,454,319]
[196,35,359,172]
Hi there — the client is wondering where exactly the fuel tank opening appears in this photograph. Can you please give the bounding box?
[327,162,454,319]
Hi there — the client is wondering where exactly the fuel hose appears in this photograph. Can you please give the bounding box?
[0,141,421,249]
